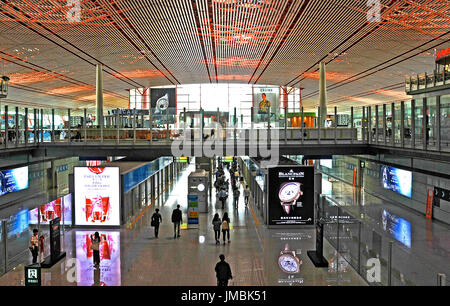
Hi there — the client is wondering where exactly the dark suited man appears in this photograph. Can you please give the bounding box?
[215,254,233,286]
[171,204,183,239]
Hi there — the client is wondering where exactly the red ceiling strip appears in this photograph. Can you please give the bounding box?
[191,0,213,83]
[0,0,144,89]
[247,0,294,84]
[302,32,450,100]
[287,0,401,87]
[253,0,311,84]
[104,0,180,85]
[207,0,218,83]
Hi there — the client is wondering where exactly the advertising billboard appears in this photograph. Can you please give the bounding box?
[268,166,314,226]
[75,231,121,286]
[253,87,280,123]
[150,88,176,123]
[382,209,411,248]
[0,166,28,197]
[7,208,29,238]
[74,167,120,226]
[380,166,412,198]
[29,194,72,225]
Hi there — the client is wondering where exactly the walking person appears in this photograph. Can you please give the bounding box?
[171,204,183,239]
[233,186,240,208]
[215,254,232,286]
[244,185,250,207]
[212,213,222,244]
[29,229,39,264]
[151,208,162,238]
[221,212,230,244]
[90,232,101,268]
[219,188,228,209]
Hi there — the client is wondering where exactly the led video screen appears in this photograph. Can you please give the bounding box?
[380,166,412,198]
[29,194,72,225]
[0,166,28,197]
[74,167,120,226]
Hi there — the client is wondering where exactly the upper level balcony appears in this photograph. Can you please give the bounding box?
[405,70,450,95]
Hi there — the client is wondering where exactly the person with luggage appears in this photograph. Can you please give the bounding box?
[151,208,162,238]
[221,212,230,244]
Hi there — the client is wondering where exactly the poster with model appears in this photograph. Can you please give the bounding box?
[268,166,314,226]
[75,231,121,286]
[150,88,176,124]
[253,87,279,123]
[29,194,72,225]
[74,167,120,226]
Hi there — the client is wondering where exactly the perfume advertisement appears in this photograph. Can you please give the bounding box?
[75,231,121,286]
[29,194,72,225]
[74,167,120,226]
[0,166,28,197]
[268,166,314,226]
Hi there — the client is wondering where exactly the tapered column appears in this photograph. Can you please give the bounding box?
[96,63,104,127]
[319,62,328,127]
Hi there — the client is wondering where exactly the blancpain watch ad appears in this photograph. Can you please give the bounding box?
[268,166,314,226]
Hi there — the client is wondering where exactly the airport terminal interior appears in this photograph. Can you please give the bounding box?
[0,0,448,287]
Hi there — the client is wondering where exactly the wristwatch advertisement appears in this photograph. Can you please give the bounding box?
[278,182,303,215]
[278,243,302,274]
[268,166,314,226]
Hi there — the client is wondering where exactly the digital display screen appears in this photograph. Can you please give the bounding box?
[0,166,28,197]
[29,194,72,225]
[268,166,314,226]
[74,167,120,226]
[382,210,411,248]
[380,166,412,198]
[75,231,121,286]
[7,209,29,238]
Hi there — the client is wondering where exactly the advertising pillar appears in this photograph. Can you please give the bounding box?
[187,194,199,229]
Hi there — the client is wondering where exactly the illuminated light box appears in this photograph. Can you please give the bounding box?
[0,166,28,197]
[380,166,412,198]
[74,167,120,226]
[29,194,72,225]
[75,231,121,286]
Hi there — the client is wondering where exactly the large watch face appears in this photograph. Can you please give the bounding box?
[278,254,299,274]
[279,183,301,202]
[156,94,169,111]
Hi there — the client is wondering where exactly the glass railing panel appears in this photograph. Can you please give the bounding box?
[441,95,450,152]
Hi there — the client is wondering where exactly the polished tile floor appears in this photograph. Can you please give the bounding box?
[0,163,366,286]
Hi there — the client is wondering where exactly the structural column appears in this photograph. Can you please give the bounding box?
[318,62,328,127]
[96,63,104,128]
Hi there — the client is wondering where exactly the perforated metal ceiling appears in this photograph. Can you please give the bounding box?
[0,0,449,109]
